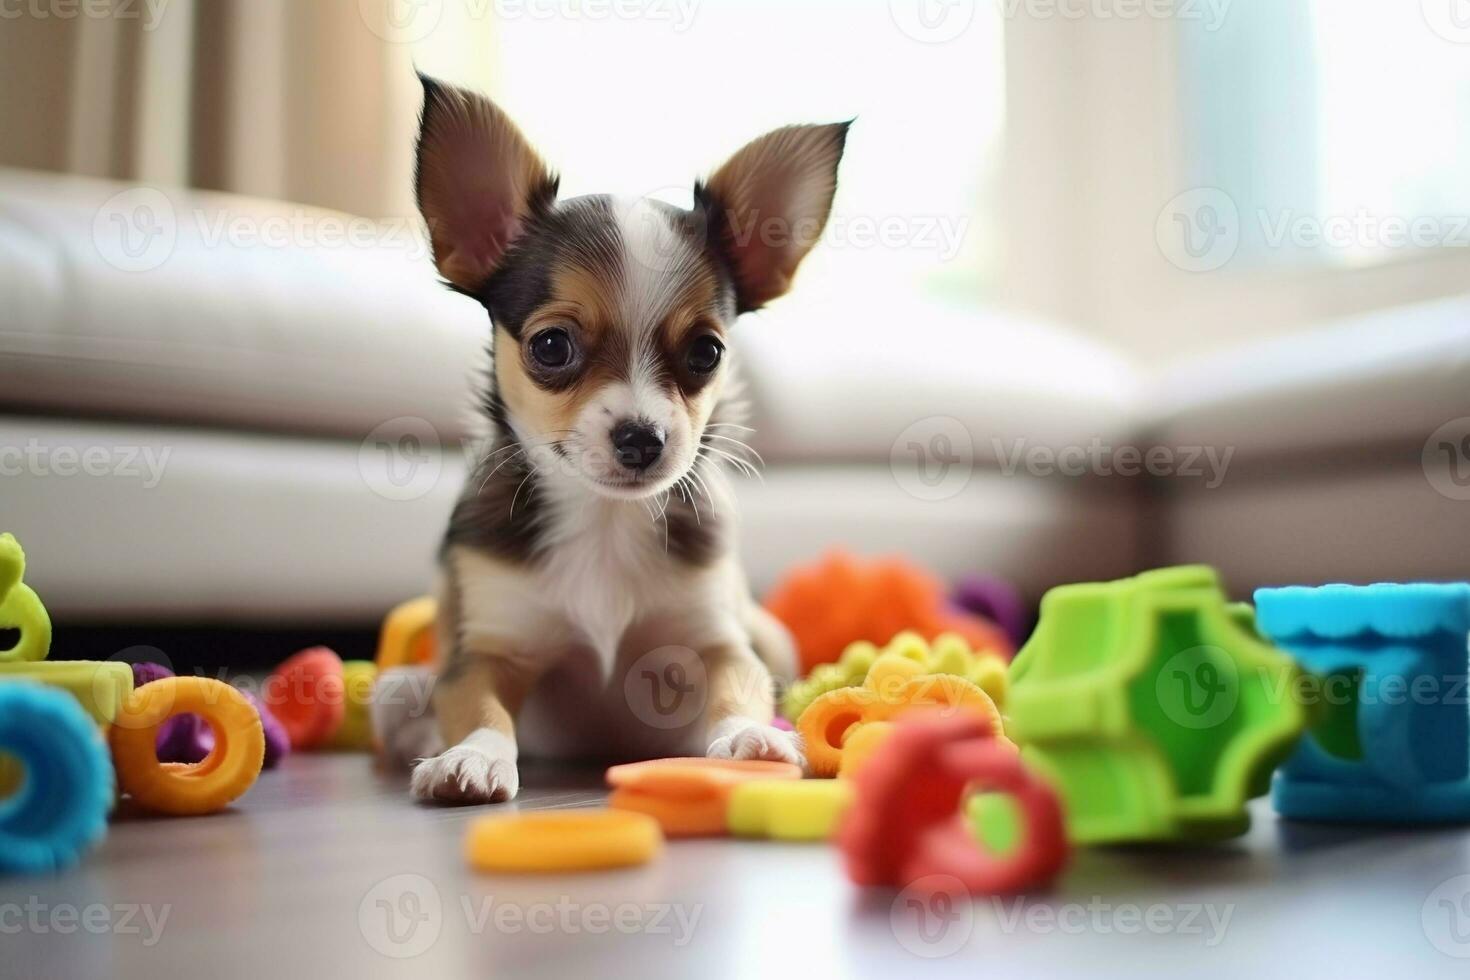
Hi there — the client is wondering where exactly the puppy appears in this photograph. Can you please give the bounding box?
[396,74,847,804]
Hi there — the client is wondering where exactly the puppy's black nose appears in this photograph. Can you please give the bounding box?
[611,421,664,472]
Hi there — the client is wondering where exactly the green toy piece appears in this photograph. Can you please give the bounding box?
[0,533,132,724]
[0,533,53,664]
[1006,566,1308,843]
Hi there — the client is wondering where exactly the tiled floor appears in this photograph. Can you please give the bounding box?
[9,754,1470,979]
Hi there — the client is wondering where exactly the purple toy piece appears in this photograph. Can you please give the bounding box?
[951,574,1030,648]
[130,661,174,688]
[133,662,289,769]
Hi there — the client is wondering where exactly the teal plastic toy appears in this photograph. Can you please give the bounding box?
[1007,566,1308,843]
[0,683,114,875]
[0,534,52,663]
[1256,582,1470,823]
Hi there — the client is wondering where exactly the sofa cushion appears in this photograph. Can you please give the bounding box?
[0,168,488,442]
[737,288,1141,464]
[1154,295,1470,460]
[1,169,1143,464]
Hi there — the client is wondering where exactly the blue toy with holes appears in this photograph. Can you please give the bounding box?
[1255,582,1470,823]
[0,684,115,874]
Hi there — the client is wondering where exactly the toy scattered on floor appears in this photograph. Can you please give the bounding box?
[727,779,854,841]
[839,714,1068,894]
[782,630,1007,722]
[837,720,895,779]
[1007,565,1307,843]
[1256,582,1470,823]
[466,810,664,873]
[326,660,378,751]
[0,684,114,875]
[376,595,437,671]
[763,552,1013,675]
[797,650,1007,777]
[133,663,289,769]
[264,646,347,750]
[952,573,1030,648]
[110,677,266,816]
[0,533,52,664]
[607,757,802,836]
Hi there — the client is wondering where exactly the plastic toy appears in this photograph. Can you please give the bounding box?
[110,677,266,815]
[376,596,437,671]
[607,757,802,836]
[839,715,1067,894]
[0,658,134,725]
[783,630,1008,722]
[797,658,1006,777]
[0,536,265,824]
[0,684,113,875]
[0,533,52,663]
[263,647,346,750]
[764,552,1013,674]
[837,720,895,779]
[952,573,1030,648]
[155,693,289,770]
[132,663,288,769]
[326,660,377,751]
[466,810,663,873]
[1007,565,1307,843]
[1256,582,1470,823]
[727,779,854,841]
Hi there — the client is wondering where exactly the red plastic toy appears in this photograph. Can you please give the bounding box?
[261,647,346,750]
[764,552,1013,674]
[838,714,1068,894]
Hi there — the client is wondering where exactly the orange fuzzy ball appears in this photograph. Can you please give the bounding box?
[764,552,1013,674]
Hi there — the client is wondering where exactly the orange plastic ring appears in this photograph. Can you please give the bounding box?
[110,677,265,815]
[799,675,1006,777]
[466,810,663,873]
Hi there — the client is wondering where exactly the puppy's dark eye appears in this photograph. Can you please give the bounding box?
[530,328,574,368]
[687,336,724,374]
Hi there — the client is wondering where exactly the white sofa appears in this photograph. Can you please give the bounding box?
[2,169,1464,624]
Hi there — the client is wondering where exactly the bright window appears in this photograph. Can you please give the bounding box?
[1183,1,1470,269]
[485,0,1005,306]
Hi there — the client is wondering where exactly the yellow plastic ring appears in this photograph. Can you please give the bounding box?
[466,810,663,873]
[110,677,265,815]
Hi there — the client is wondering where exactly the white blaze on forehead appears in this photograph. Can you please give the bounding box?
[610,195,702,428]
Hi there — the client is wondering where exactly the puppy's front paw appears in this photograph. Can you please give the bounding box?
[410,729,518,805]
[706,719,805,768]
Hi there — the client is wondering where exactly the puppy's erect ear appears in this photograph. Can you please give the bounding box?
[414,73,558,293]
[697,122,849,313]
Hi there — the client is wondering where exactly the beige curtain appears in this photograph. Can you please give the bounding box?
[0,0,497,219]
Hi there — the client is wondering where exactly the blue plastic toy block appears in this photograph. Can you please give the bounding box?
[1255,582,1470,823]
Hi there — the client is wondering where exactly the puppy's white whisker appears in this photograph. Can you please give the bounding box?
[703,433,765,469]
